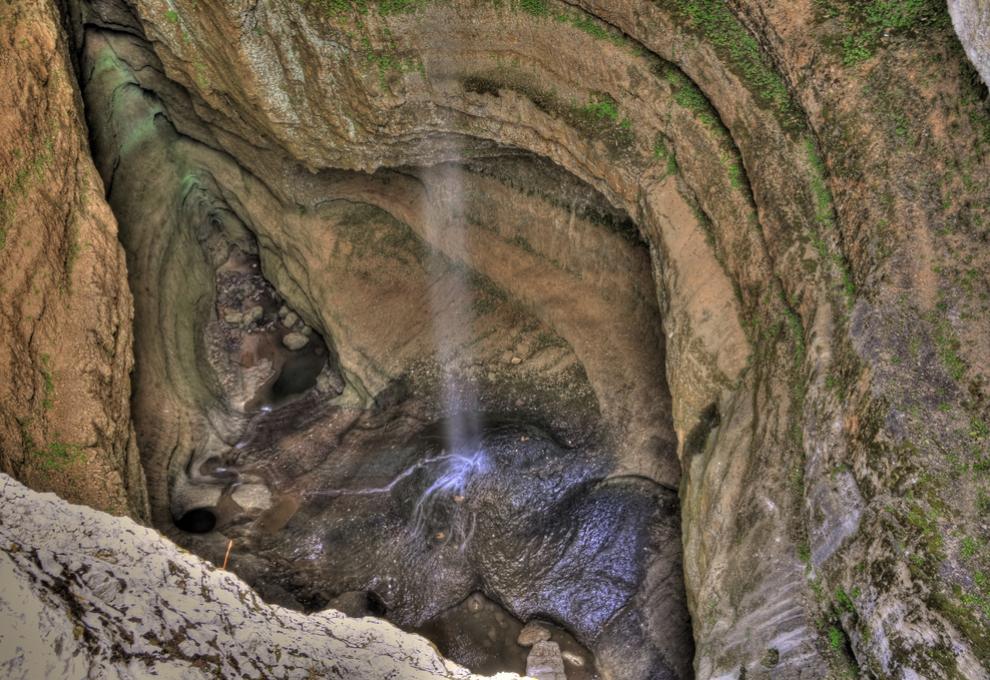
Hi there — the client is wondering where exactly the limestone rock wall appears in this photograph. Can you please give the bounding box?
[950,0,990,86]
[0,0,147,519]
[0,473,514,680]
[103,0,990,676]
[2,0,990,678]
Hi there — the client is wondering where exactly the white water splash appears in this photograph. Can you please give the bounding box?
[304,453,458,499]
[303,448,490,548]
[409,449,489,550]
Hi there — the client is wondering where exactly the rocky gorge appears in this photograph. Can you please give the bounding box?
[2,0,990,678]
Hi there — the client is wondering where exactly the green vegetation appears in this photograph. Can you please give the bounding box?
[664,66,719,128]
[662,65,753,195]
[929,305,966,381]
[667,0,799,128]
[805,138,857,305]
[17,418,83,472]
[578,96,620,122]
[164,9,180,23]
[828,625,845,650]
[465,72,637,152]
[366,49,422,88]
[815,0,950,66]
[779,288,806,360]
[652,136,678,175]
[835,586,859,613]
[724,153,743,189]
[1,134,55,245]
[519,0,548,16]
[40,354,55,411]
[806,139,835,230]
[299,0,478,18]
[570,94,635,150]
[35,441,84,472]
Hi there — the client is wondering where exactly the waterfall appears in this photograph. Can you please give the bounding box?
[423,162,482,455]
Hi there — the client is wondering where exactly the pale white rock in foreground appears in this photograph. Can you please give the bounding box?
[0,474,522,680]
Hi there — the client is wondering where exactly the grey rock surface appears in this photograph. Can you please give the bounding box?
[949,0,990,86]
[0,474,516,680]
[526,641,567,680]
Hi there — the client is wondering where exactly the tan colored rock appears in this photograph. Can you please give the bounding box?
[517,621,552,647]
[17,0,987,678]
[282,332,309,351]
[243,305,264,324]
[0,0,146,519]
[560,651,583,667]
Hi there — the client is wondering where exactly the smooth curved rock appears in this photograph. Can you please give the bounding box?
[950,0,990,86]
[0,474,516,680]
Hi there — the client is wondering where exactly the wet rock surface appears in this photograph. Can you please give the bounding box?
[176,415,689,678]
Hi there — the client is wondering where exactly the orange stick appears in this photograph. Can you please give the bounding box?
[222,538,234,570]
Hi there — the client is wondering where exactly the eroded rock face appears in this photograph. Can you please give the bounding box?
[0,474,513,680]
[0,0,146,518]
[3,0,990,678]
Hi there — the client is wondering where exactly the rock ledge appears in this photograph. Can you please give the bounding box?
[0,475,517,680]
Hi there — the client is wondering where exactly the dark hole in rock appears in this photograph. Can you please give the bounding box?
[685,402,720,456]
[175,507,217,534]
[269,349,326,403]
[366,591,388,617]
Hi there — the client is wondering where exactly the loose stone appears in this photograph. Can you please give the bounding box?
[282,332,309,351]
[517,621,552,647]
[244,305,264,324]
